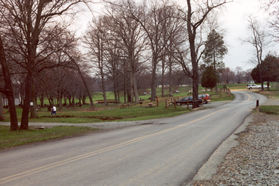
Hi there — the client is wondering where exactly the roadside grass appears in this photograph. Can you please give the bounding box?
[257,83,279,115]
[226,83,247,90]
[259,105,279,115]
[209,91,235,101]
[258,90,279,98]
[0,126,97,151]
[255,82,279,98]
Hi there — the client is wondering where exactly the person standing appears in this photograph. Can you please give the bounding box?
[51,105,56,116]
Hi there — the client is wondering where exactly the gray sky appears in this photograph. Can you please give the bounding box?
[219,0,270,71]
[73,0,274,71]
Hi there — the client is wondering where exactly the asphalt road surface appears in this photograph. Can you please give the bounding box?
[0,91,266,186]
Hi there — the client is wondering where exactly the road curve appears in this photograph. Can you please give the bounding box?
[0,91,266,186]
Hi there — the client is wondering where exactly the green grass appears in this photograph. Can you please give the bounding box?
[259,105,279,115]
[209,91,235,101]
[0,126,96,151]
[226,83,247,90]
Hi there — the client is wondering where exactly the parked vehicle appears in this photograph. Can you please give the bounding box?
[199,94,210,104]
[247,84,268,89]
[175,96,203,105]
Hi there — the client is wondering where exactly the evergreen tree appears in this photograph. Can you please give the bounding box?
[203,29,228,70]
[201,66,218,89]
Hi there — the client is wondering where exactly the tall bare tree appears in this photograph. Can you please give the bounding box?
[129,1,176,101]
[183,0,229,107]
[246,17,268,90]
[85,18,108,104]
[106,1,145,103]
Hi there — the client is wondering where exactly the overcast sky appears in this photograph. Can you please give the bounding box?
[74,0,274,71]
[219,0,270,71]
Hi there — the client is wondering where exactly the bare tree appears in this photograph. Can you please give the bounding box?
[85,18,108,104]
[220,67,235,84]
[182,0,229,107]
[0,35,18,130]
[64,50,95,108]
[106,1,145,103]
[129,1,176,101]
[246,17,268,90]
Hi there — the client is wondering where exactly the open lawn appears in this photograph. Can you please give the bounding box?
[0,126,97,151]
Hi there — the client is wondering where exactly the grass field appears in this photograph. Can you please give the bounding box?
[0,126,97,151]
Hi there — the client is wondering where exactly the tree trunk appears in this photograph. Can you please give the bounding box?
[68,97,72,106]
[64,97,67,106]
[151,57,157,101]
[187,0,199,108]
[58,94,63,110]
[188,35,199,107]
[77,66,94,107]
[129,71,134,103]
[161,57,165,97]
[20,72,32,129]
[132,72,139,103]
[101,72,107,105]
[72,96,75,106]
[82,95,86,105]
[192,61,199,108]
[0,35,18,130]
[0,93,4,121]
[40,95,44,107]
[30,86,38,118]
[168,58,173,96]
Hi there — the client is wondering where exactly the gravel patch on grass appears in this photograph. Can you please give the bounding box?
[191,113,279,185]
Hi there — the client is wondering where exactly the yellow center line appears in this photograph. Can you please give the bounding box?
[0,108,228,185]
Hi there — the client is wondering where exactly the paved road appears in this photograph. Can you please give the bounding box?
[0,91,266,186]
